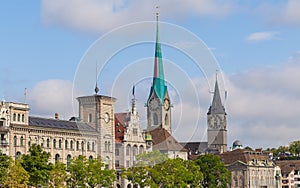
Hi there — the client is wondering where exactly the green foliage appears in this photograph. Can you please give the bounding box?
[21,144,52,187]
[49,161,68,188]
[135,150,168,166]
[3,159,29,188]
[67,155,115,188]
[244,146,253,151]
[289,140,300,156]
[0,151,12,182]
[195,154,231,188]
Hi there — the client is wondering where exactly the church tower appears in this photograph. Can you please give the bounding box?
[146,11,171,134]
[207,76,227,153]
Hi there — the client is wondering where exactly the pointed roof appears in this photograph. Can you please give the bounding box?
[208,78,226,114]
[148,11,167,104]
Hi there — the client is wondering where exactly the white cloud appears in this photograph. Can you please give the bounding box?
[246,31,280,41]
[27,79,80,119]
[41,0,235,33]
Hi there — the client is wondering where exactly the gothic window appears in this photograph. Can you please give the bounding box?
[65,140,68,149]
[47,138,50,148]
[59,139,62,149]
[153,113,158,125]
[53,139,56,148]
[21,114,25,122]
[70,140,73,149]
[13,113,16,121]
[20,136,24,146]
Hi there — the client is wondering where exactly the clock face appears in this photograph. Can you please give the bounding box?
[209,115,221,129]
[104,113,110,123]
[164,99,170,110]
[149,98,159,111]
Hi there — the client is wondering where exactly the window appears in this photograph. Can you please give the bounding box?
[55,154,60,163]
[59,139,62,148]
[81,141,84,150]
[53,139,56,148]
[115,148,119,156]
[13,113,16,121]
[133,128,138,136]
[126,145,130,156]
[65,140,68,149]
[70,140,73,149]
[105,141,108,151]
[76,141,79,150]
[67,154,71,168]
[105,156,109,169]
[108,141,111,152]
[41,138,44,147]
[28,138,31,147]
[153,113,158,125]
[20,136,24,146]
[16,151,21,159]
[88,114,92,123]
[17,114,20,122]
[133,145,137,156]
[21,114,25,122]
[89,156,93,160]
[165,114,168,125]
[87,142,90,151]
[92,142,95,151]
[115,160,120,168]
[14,136,17,147]
[126,160,130,168]
[47,139,50,148]
[139,145,144,154]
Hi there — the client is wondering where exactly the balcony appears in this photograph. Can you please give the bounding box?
[0,126,9,133]
[0,140,9,146]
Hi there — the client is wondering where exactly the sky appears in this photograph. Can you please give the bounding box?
[1,0,300,149]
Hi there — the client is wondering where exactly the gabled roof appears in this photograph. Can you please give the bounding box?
[150,127,186,152]
[208,79,226,115]
[28,116,96,132]
[114,113,129,143]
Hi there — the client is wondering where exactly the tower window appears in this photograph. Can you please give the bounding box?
[153,113,158,125]
[88,114,92,123]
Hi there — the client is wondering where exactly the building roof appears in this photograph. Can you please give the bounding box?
[114,113,128,143]
[275,160,300,174]
[28,116,96,132]
[147,13,167,104]
[220,149,271,165]
[150,127,186,152]
[207,78,226,115]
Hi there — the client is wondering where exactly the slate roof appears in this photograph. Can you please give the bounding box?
[207,79,226,115]
[114,113,129,143]
[28,116,96,132]
[220,149,271,165]
[150,127,186,152]
[275,160,300,174]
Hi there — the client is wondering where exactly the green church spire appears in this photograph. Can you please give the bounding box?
[148,10,167,104]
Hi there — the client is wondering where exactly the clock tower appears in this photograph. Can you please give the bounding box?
[207,77,227,153]
[146,11,171,134]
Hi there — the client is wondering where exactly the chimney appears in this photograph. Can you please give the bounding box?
[55,112,59,120]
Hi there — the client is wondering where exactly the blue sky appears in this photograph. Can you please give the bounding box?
[1,0,300,149]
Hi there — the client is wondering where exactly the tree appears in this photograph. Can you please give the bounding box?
[49,161,68,188]
[0,151,11,182]
[289,140,300,156]
[195,154,231,188]
[3,159,29,188]
[67,155,86,187]
[21,144,52,187]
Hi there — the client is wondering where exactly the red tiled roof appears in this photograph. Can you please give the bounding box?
[114,113,129,143]
[150,127,186,152]
[220,149,271,165]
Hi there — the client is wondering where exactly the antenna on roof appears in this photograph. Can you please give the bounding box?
[94,62,99,95]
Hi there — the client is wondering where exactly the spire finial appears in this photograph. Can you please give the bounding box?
[94,62,99,95]
[156,6,159,18]
[132,84,137,115]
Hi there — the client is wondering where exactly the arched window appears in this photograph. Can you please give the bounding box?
[20,136,24,146]
[28,138,31,147]
[65,140,68,149]
[127,184,132,188]
[153,113,158,125]
[89,155,93,160]
[47,138,50,148]
[76,141,79,150]
[105,141,108,151]
[34,137,37,144]
[59,139,62,148]
[16,151,21,159]
[55,154,60,163]
[53,139,56,148]
[92,142,95,151]
[126,145,131,156]
[41,138,44,147]
[21,114,25,122]
[14,136,17,147]
[13,113,16,121]
[81,141,84,151]
[133,145,138,156]
[108,141,111,152]
[67,154,71,168]
[17,114,20,122]
[165,114,168,125]
[88,114,92,123]
[70,140,73,149]
[139,145,144,154]
[105,156,109,169]
[87,142,90,151]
